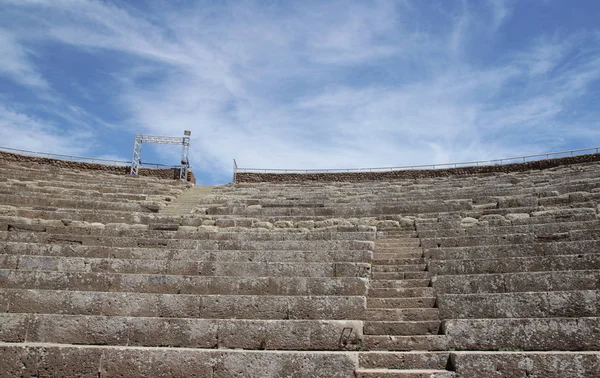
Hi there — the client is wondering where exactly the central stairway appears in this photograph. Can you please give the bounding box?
[356,230,454,377]
[160,185,213,216]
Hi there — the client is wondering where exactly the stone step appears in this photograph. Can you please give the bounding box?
[0,173,184,189]
[376,240,421,247]
[160,210,193,215]
[514,210,599,224]
[0,176,177,193]
[0,342,358,377]
[0,187,150,202]
[372,265,427,273]
[368,287,434,298]
[354,368,455,378]
[358,351,450,370]
[372,272,429,280]
[375,252,424,259]
[377,272,431,280]
[205,201,472,217]
[429,253,600,275]
[474,205,548,217]
[375,246,423,252]
[418,220,600,238]
[0,241,373,262]
[421,229,600,249]
[0,170,182,185]
[0,254,371,278]
[3,208,175,225]
[0,232,374,250]
[222,184,588,198]
[367,297,436,309]
[377,232,419,238]
[539,192,600,206]
[451,351,600,378]
[364,335,449,351]
[445,317,600,351]
[438,291,600,319]
[372,258,425,265]
[0,288,365,320]
[0,194,151,212]
[425,239,600,261]
[162,203,199,208]
[225,214,360,224]
[364,321,441,335]
[0,269,368,296]
[366,308,440,322]
[370,279,430,289]
[432,270,600,294]
[417,211,599,231]
[377,234,423,242]
[0,223,377,242]
[0,313,363,350]
[490,207,600,222]
[257,202,327,208]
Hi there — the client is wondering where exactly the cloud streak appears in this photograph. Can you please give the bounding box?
[0,105,91,155]
[0,29,48,89]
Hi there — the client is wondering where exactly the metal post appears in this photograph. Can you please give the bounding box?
[130,136,142,175]
[180,136,190,180]
[233,159,238,183]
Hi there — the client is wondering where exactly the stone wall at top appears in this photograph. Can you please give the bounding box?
[236,153,600,183]
[0,151,188,181]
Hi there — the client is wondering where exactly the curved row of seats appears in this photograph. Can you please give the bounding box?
[1,155,600,376]
[0,158,370,377]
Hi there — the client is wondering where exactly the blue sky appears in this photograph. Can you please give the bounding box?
[1,0,599,184]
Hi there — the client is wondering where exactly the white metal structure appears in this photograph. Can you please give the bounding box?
[130,132,191,179]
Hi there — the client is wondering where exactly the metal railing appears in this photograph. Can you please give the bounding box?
[233,146,600,178]
[0,146,178,169]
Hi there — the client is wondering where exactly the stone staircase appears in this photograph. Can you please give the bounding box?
[357,230,454,377]
[160,185,214,216]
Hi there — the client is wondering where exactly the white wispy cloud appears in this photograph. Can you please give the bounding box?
[0,28,48,89]
[0,0,599,183]
[0,105,91,155]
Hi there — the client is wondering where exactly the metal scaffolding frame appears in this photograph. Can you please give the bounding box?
[130,132,191,180]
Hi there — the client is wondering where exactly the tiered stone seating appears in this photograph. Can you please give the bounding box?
[413,165,600,377]
[2,154,600,376]
[0,159,370,377]
[201,161,600,376]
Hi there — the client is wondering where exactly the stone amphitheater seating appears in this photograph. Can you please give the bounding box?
[1,155,599,377]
